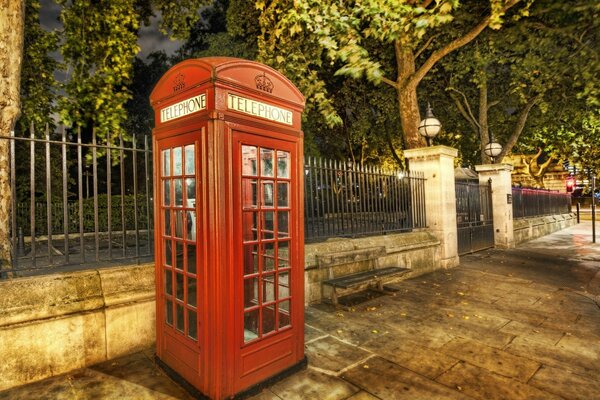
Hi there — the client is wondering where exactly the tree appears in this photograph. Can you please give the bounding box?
[257,0,528,152]
[0,0,25,266]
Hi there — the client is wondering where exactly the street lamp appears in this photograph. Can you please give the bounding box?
[418,103,442,146]
[484,139,503,163]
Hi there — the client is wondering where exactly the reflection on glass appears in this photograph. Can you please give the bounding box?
[242,179,258,208]
[278,300,290,328]
[176,273,184,300]
[175,210,183,238]
[173,147,183,176]
[186,211,196,241]
[244,277,258,308]
[262,211,274,239]
[165,240,172,266]
[243,244,258,275]
[277,151,290,178]
[185,145,195,175]
[262,306,276,335]
[176,304,184,332]
[244,309,259,342]
[262,274,275,303]
[263,242,275,272]
[278,272,290,298]
[164,210,171,236]
[188,277,196,307]
[242,145,257,176]
[162,150,170,177]
[277,182,289,207]
[166,299,173,325]
[260,148,274,177]
[188,311,197,340]
[185,178,196,207]
[262,182,274,207]
[165,270,172,295]
[243,212,258,242]
[278,241,289,269]
[174,179,183,206]
[163,180,171,206]
[175,242,183,270]
[187,245,197,274]
[278,211,289,238]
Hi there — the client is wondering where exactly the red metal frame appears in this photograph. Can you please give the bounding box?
[150,58,305,399]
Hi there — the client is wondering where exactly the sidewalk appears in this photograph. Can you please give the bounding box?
[1,222,599,399]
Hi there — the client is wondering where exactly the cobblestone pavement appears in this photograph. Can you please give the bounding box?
[1,222,599,399]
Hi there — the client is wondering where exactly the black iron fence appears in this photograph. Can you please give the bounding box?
[304,157,427,241]
[2,123,153,277]
[512,187,571,219]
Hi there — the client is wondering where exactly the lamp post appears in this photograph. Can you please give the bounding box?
[418,103,441,146]
[484,139,503,163]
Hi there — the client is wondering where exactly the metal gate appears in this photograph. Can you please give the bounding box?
[455,179,494,255]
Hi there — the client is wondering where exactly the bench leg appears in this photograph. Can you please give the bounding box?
[331,288,339,307]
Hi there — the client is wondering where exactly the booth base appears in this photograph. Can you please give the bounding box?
[155,354,308,400]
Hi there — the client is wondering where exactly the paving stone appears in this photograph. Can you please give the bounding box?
[342,356,465,400]
[269,369,359,400]
[439,337,540,381]
[436,361,560,400]
[247,389,283,400]
[344,391,381,400]
[306,336,371,374]
[423,313,515,349]
[305,324,328,343]
[499,320,563,346]
[529,365,600,400]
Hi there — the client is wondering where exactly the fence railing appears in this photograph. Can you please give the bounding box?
[2,123,153,277]
[304,157,427,241]
[512,187,572,219]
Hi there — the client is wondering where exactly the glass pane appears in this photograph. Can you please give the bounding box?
[242,145,257,176]
[260,148,274,177]
[163,180,171,206]
[262,274,275,303]
[244,277,258,309]
[187,245,197,274]
[176,304,184,332]
[185,145,195,175]
[162,150,171,177]
[278,272,290,299]
[277,151,290,178]
[188,277,197,307]
[175,242,184,270]
[263,242,275,272]
[166,299,173,325]
[173,147,183,176]
[244,309,259,342]
[174,179,183,206]
[278,211,289,238]
[165,240,172,266]
[243,212,258,242]
[277,182,289,207]
[188,310,197,340]
[262,181,274,207]
[243,244,259,275]
[164,210,171,236]
[186,211,196,242]
[278,241,289,269]
[262,211,274,239]
[278,300,290,328]
[185,178,196,208]
[262,305,276,335]
[165,270,172,296]
[242,179,258,208]
[176,273,184,301]
[175,210,183,238]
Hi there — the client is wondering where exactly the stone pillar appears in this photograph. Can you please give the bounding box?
[404,146,459,268]
[475,164,515,249]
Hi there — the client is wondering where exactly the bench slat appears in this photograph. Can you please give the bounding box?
[323,266,409,289]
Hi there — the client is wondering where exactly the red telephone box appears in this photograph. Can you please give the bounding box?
[150,58,306,399]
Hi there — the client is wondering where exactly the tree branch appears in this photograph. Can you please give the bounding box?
[498,95,541,159]
[487,100,500,110]
[381,76,399,89]
[414,34,440,60]
[449,87,480,130]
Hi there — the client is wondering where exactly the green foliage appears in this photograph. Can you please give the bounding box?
[151,0,212,40]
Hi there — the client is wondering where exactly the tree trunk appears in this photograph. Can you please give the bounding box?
[478,79,491,164]
[395,42,425,149]
[0,0,25,267]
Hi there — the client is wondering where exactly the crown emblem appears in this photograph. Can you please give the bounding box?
[255,72,274,93]
[173,73,185,92]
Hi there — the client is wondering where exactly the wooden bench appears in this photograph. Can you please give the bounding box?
[317,246,409,306]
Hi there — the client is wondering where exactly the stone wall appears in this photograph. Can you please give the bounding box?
[513,213,577,245]
[0,264,155,391]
